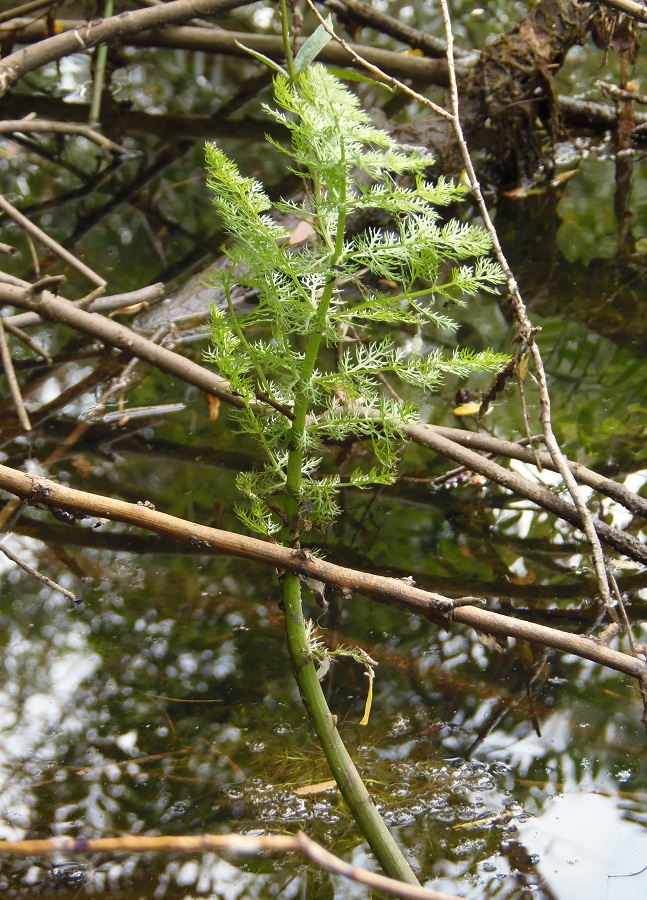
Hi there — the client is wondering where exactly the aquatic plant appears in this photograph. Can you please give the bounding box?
[204,57,506,883]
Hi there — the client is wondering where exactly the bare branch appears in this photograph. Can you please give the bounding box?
[404,423,647,566]
[303,3,453,120]
[0,539,80,606]
[4,282,166,329]
[437,0,613,609]
[0,119,133,155]
[1,463,645,680]
[2,318,53,362]
[7,19,453,87]
[0,0,57,25]
[0,282,243,408]
[427,425,647,520]
[0,832,463,900]
[3,278,644,563]
[0,0,252,96]
[600,0,647,24]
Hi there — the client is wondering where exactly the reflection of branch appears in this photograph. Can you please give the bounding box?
[1,463,646,680]
[0,0,252,97]
[0,832,461,900]
[0,194,106,287]
[0,317,31,431]
[428,425,647,520]
[0,119,132,155]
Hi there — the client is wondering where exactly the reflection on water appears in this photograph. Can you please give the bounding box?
[1,1,647,896]
[518,791,647,900]
[0,529,644,896]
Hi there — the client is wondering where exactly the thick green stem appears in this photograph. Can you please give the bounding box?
[280,571,419,885]
[279,0,296,80]
[279,189,418,885]
[265,59,417,882]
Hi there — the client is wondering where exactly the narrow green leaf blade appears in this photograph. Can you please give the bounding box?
[293,18,333,75]
[326,67,395,91]
[234,40,289,77]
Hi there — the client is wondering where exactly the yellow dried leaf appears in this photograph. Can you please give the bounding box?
[453,402,481,416]
[502,186,528,199]
[293,780,337,796]
[359,669,374,726]
[204,394,221,422]
[506,570,536,586]
[551,169,578,187]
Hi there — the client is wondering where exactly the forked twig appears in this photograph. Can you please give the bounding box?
[2,318,53,362]
[307,0,614,611]
[436,0,613,610]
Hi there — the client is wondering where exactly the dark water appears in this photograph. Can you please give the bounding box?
[1,3,647,897]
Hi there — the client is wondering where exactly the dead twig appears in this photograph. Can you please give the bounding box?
[305,0,617,610]
[0,282,242,408]
[0,831,462,900]
[303,3,452,120]
[437,0,614,611]
[0,539,81,606]
[610,573,647,724]
[4,282,166,329]
[4,278,645,564]
[8,19,453,87]
[1,463,646,680]
[0,0,57,24]
[0,119,132,155]
[323,0,471,60]
[427,425,647,520]
[600,0,647,25]
[2,318,53,363]
[0,0,254,97]
[404,423,647,565]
